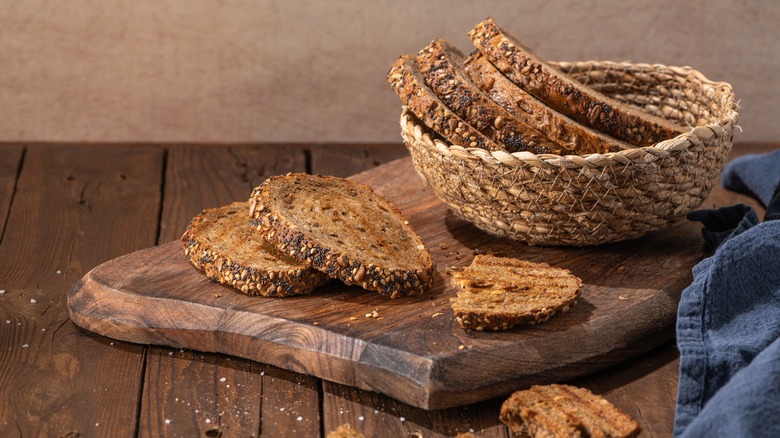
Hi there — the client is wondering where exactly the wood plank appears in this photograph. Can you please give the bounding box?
[67,155,707,409]
[310,144,408,178]
[0,145,24,240]
[0,145,163,436]
[158,144,310,241]
[137,145,320,437]
[323,382,508,438]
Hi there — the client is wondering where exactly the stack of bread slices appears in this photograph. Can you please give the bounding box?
[388,17,687,155]
[182,173,435,299]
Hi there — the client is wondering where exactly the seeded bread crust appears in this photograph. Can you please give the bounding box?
[449,255,581,331]
[417,39,566,155]
[182,202,329,297]
[464,52,634,154]
[500,384,641,438]
[387,55,500,151]
[250,173,434,298]
[469,18,688,147]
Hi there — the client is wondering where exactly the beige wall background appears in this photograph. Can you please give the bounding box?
[0,0,777,144]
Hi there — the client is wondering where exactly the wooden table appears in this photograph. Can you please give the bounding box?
[0,142,769,437]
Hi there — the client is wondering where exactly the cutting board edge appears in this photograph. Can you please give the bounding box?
[67,257,449,408]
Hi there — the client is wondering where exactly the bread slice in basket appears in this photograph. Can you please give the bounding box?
[416,39,567,155]
[500,384,641,438]
[250,173,434,298]
[388,55,500,151]
[182,202,330,297]
[469,17,688,147]
[464,51,634,154]
[449,254,581,330]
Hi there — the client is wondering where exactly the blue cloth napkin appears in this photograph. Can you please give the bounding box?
[675,150,780,437]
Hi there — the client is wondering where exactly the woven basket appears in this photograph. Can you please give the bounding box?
[401,60,739,246]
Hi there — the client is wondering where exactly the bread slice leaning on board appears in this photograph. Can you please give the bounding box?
[249,173,434,298]
[182,202,330,297]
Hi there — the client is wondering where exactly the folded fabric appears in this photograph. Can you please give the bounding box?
[681,336,780,437]
[675,148,780,437]
[721,149,780,208]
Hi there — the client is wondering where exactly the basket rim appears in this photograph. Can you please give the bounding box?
[401,61,740,171]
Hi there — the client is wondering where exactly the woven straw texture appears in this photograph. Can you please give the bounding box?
[401,60,739,246]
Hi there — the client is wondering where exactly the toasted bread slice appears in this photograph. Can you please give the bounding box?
[464,52,634,154]
[250,173,434,298]
[326,424,365,438]
[500,384,641,438]
[388,55,500,151]
[469,18,688,147]
[417,39,566,155]
[182,202,329,297]
[449,254,581,331]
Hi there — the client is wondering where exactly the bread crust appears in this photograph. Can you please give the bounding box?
[464,52,634,154]
[387,55,500,151]
[182,202,329,297]
[469,18,688,147]
[500,384,641,438]
[417,39,565,155]
[250,173,434,298]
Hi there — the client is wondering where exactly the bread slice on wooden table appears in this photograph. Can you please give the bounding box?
[416,39,567,155]
[388,54,500,151]
[250,173,434,298]
[449,254,581,331]
[182,202,329,297]
[469,17,688,147]
[326,424,365,438]
[500,384,641,438]
[463,51,634,155]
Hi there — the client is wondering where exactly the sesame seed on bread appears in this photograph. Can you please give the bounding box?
[249,173,434,298]
[182,201,329,297]
[449,254,581,331]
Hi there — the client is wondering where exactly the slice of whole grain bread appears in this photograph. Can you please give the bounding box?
[416,39,566,155]
[469,17,688,147]
[250,173,434,298]
[464,51,634,154]
[182,202,329,296]
[387,54,501,151]
[500,384,641,438]
[449,254,581,331]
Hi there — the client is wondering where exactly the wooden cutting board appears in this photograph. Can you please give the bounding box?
[68,157,706,410]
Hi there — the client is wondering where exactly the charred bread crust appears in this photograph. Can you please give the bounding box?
[449,255,581,331]
[249,173,434,298]
[500,384,641,438]
[182,202,329,297]
[469,18,688,147]
[417,39,566,155]
[387,55,500,151]
[464,51,634,154]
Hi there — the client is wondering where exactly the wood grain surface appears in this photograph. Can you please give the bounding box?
[2,143,772,437]
[69,154,708,410]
